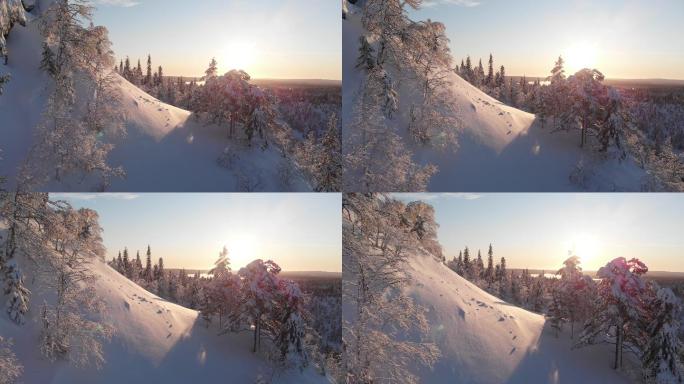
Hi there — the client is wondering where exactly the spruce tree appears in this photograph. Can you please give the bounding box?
[486,54,494,86]
[145,54,152,85]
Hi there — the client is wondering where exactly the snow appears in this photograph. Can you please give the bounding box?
[0,10,311,192]
[389,248,633,383]
[0,240,329,383]
[342,7,649,192]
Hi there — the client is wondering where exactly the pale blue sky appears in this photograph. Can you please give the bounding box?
[394,193,684,272]
[92,0,341,79]
[409,0,684,79]
[50,193,342,272]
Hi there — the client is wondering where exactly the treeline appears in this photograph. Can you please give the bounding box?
[451,250,684,382]
[109,246,341,377]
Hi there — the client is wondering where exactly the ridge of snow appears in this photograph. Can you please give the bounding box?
[0,234,328,383]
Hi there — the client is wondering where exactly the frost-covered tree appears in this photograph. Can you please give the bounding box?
[25,0,124,190]
[0,192,49,325]
[204,246,235,327]
[567,68,607,148]
[143,245,152,282]
[642,287,683,383]
[345,68,436,192]
[343,194,439,384]
[228,259,281,353]
[485,244,495,288]
[486,53,494,87]
[549,255,594,338]
[0,335,22,384]
[39,205,113,368]
[576,257,650,370]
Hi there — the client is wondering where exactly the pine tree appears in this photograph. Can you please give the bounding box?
[498,256,508,299]
[122,248,130,277]
[145,54,152,85]
[204,57,218,80]
[485,244,495,287]
[156,65,163,86]
[118,59,123,74]
[124,56,131,80]
[486,53,494,86]
[462,247,471,279]
[356,35,375,71]
[144,245,152,282]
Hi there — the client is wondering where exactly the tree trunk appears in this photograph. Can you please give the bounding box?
[252,318,258,353]
[614,325,621,369]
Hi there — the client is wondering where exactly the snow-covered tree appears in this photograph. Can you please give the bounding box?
[642,287,683,383]
[0,192,48,325]
[0,335,22,384]
[343,194,439,384]
[344,67,436,192]
[39,205,113,368]
[576,257,650,370]
[204,246,236,328]
[25,0,124,190]
[228,259,281,353]
[549,255,594,338]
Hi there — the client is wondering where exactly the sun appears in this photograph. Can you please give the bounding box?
[226,234,258,269]
[218,40,258,73]
[568,234,600,267]
[564,42,598,74]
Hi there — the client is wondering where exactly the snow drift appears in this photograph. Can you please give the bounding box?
[342,4,648,191]
[396,248,633,383]
[0,242,328,383]
[0,3,310,191]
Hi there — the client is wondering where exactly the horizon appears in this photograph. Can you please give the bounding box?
[393,193,684,273]
[408,0,684,81]
[50,193,342,272]
[92,0,341,80]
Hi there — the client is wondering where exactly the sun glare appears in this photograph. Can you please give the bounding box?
[567,234,600,267]
[226,234,259,270]
[218,40,258,74]
[564,43,598,74]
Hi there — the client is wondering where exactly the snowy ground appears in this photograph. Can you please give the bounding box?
[0,11,310,192]
[398,250,636,383]
[0,254,329,384]
[342,7,649,192]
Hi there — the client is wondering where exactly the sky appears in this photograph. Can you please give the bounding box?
[394,193,684,272]
[50,193,342,272]
[91,0,341,79]
[409,0,684,79]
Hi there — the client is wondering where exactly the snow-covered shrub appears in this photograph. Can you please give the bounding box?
[0,335,22,384]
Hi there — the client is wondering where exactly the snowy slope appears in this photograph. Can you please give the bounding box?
[398,249,633,383]
[342,6,648,192]
[0,249,328,383]
[0,7,310,192]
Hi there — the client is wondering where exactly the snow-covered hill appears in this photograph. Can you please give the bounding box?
[0,4,310,192]
[0,249,328,384]
[396,249,633,383]
[342,4,648,192]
